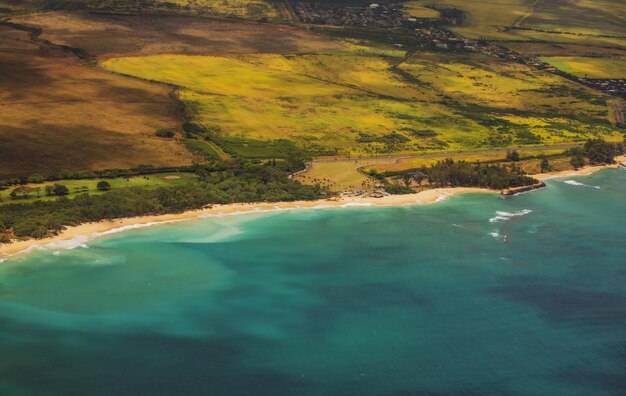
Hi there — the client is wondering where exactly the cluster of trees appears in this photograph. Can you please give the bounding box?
[424,159,538,189]
[372,159,539,191]
[8,183,69,200]
[0,165,195,190]
[583,139,624,164]
[0,161,326,241]
[568,138,625,169]
[155,129,175,138]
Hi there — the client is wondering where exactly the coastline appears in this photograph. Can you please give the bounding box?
[0,187,490,260]
[2,156,624,261]
[533,155,625,180]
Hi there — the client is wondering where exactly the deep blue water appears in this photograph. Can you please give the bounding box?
[1,170,625,395]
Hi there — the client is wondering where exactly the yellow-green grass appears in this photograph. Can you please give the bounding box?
[295,161,377,192]
[367,147,574,173]
[502,42,626,58]
[0,173,197,205]
[518,0,626,39]
[406,0,531,40]
[409,0,626,49]
[102,51,621,158]
[336,39,408,58]
[148,0,279,20]
[541,57,626,79]
[403,1,440,18]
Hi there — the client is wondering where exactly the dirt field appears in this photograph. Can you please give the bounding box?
[9,11,343,58]
[0,24,191,178]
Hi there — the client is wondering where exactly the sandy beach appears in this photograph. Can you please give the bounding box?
[2,156,624,260]
[0,187,491,260]
[533,155,626,180]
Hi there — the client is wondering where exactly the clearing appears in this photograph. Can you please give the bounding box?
[0,172,197,205]
[9,11,343,58]
[0,24,191,178]
[541,56,626,79]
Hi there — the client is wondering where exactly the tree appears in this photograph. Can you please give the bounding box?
[506,149,520,162]
[97,181,112,191]
[402,173,413,188]
[52,184,69,196]
[540,158,551,173]
[570,155,585,170]
[45,185,54,196]
[583,139,617,164]
[10,186,33,199]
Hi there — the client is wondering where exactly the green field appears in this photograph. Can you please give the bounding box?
[102,49,621,158]
[542,57,626,79]
[0,173,197,205]
[403,1,440,18]
[407,0,626,50]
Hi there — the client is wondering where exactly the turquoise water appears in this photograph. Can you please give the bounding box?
[1,170,625,395]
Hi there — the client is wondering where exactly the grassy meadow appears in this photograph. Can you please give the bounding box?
[408,0,626,50]
[541,57,626,79]
[0,173,197,205]
[102,49,621,159]
[403,1,439,19]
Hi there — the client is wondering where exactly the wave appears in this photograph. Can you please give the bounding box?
[435,192,454,203]
[563,180,600,189]
[489,209,532,223]
[97,220,180,236]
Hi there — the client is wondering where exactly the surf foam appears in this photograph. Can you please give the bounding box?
[489,209,532,223]
[563,180,600,189]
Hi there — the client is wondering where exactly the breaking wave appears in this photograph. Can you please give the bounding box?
[489,209,532,223]
[563,180,600,189]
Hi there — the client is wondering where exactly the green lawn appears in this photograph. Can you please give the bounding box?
[0,173,197,205]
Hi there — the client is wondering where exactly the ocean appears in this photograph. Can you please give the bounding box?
[1,169,625,395]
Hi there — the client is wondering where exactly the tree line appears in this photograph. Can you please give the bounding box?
[0,161,326,242]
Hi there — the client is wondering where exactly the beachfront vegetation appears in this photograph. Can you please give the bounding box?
[371,159,539,191]
[0,161,326,241]
[583,139,625,164]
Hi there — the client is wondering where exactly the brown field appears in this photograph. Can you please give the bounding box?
[0,25,191,178]
[9,11,343,58]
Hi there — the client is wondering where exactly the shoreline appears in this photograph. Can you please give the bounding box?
[533,156,625,180]
[0,187,490,260]
[2,157,624,261]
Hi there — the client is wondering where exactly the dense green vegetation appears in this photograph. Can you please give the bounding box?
[0,161,326,242]
[583,139,625,165]
[423,160,538,189]
[371,158,539,191]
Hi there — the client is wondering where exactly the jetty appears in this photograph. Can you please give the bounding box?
[501,182,546,196]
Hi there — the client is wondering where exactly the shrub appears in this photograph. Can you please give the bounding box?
[570,155,585,170]
[506,149,520,161]
[52,184,69,196]
[155,129,175,138]
[97,181,112,191]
